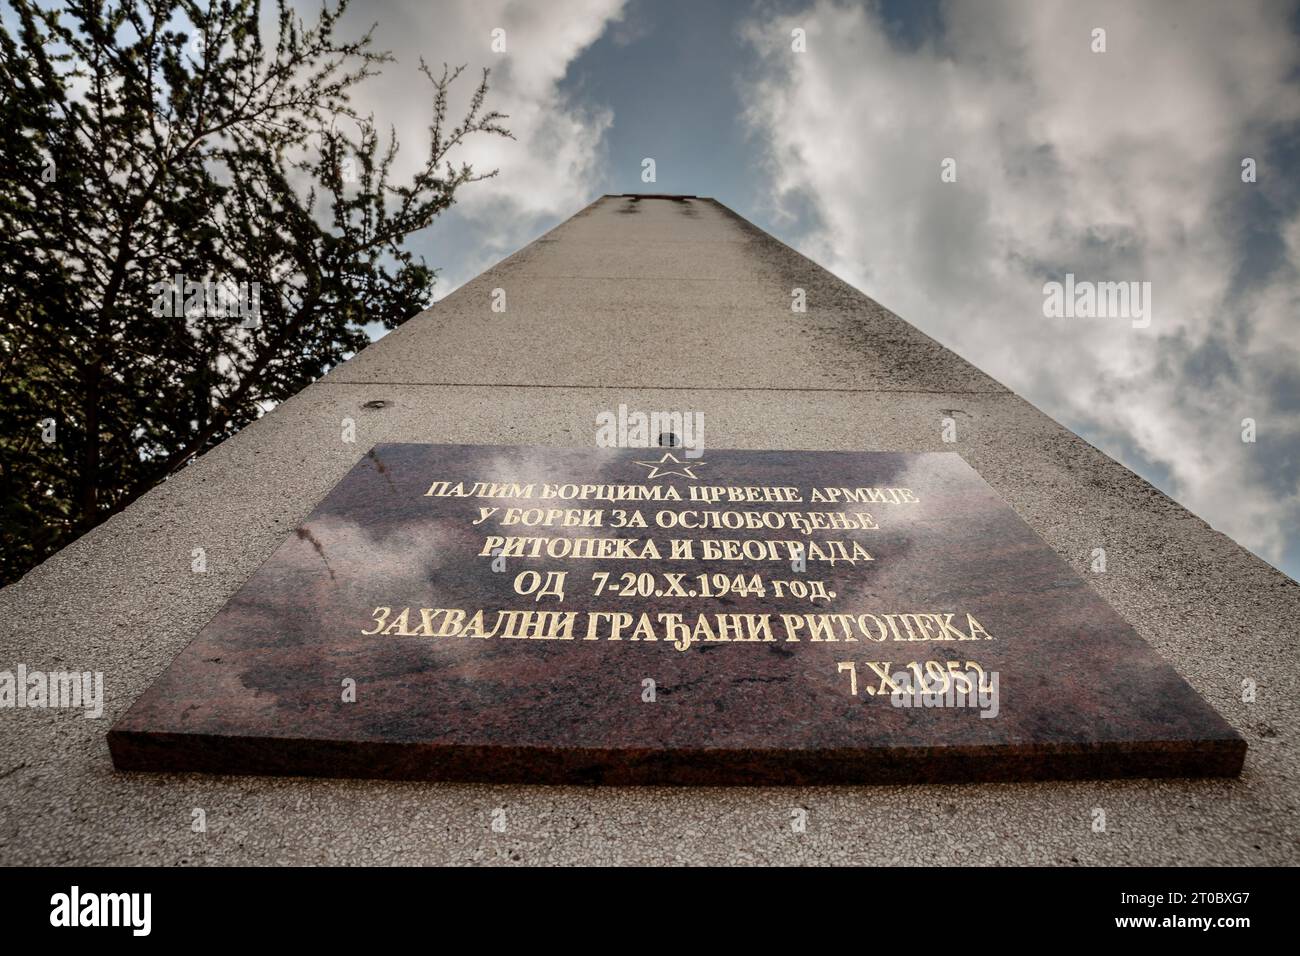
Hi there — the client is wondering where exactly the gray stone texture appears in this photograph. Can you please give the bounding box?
[1,195,1294,865]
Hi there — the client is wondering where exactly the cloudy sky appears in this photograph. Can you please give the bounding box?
[330,0,1300,581]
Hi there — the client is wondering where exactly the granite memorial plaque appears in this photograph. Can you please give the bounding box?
[109,444,1245,784]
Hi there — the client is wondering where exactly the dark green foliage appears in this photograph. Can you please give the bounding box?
[0,0,509,584]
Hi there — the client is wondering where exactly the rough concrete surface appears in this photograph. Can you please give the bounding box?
[1,195,1295,865]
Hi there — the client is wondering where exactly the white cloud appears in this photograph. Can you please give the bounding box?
[741,0,1300,568]
[336,0,627,286]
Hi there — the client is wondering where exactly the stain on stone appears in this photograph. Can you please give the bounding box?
[294,526,336,581]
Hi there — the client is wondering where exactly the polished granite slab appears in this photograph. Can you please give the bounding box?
[109,444,1245,783]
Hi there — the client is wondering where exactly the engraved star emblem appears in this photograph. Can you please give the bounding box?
[633,451,706,480]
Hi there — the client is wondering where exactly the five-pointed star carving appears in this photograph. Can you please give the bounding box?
[633,451,706,480]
